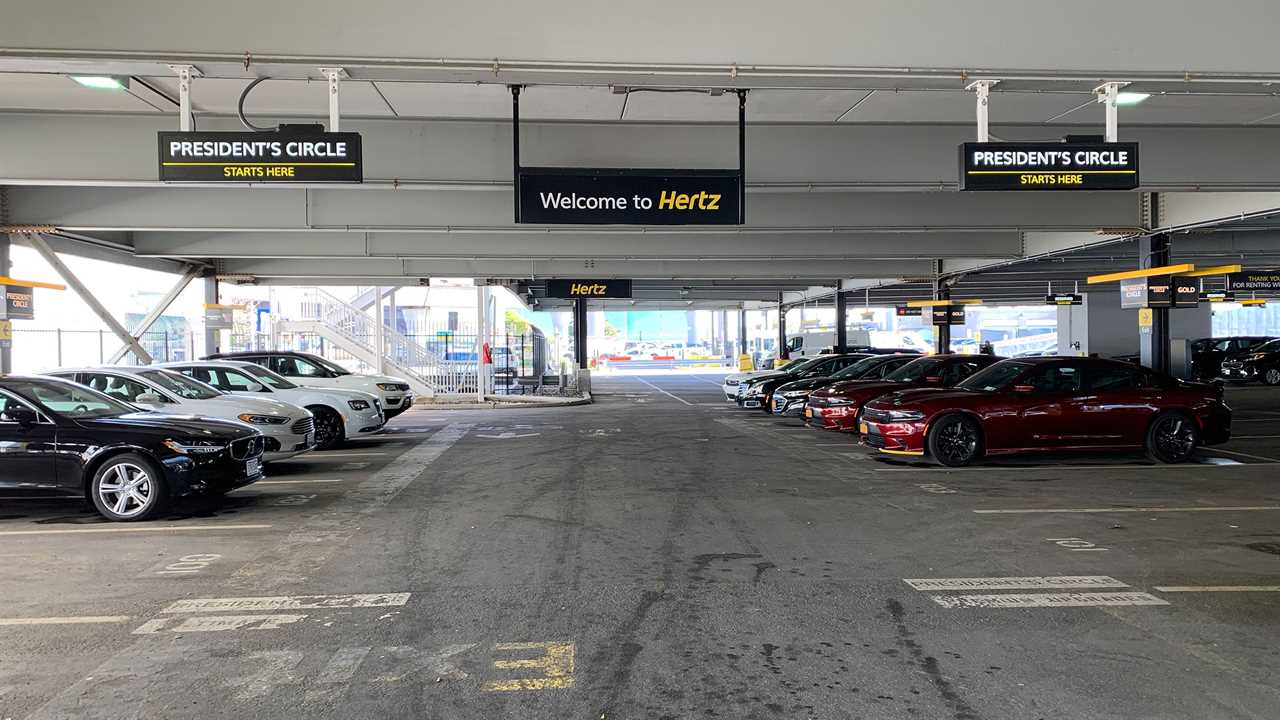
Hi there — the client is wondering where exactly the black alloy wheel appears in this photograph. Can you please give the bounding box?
[927,414,983,467]
[1264,368,1280,386]
[311,407,346,450]
[1146,411,1199,463]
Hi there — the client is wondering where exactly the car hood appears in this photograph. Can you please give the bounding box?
[870,387,979,408]
[181,394,303,421]
[741,370,794,384]
[813,379,912,400]
[776,377,841,393]
[330,374,410,389]
[77,412,257,438]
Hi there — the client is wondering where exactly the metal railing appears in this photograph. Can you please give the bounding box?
[12,328,198,372]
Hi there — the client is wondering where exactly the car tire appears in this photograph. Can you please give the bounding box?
[310,406,346,450]
[89,453,169,522]
[1145,411,1200,464]
[927,414,984,467]
[1264,368,1280,386]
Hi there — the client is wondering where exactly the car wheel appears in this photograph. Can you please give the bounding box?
[310,406,346,450]
[1146,411,1200,464]
[927,414,983,467]
[90,454,168,522]
[1264,368,1280,386]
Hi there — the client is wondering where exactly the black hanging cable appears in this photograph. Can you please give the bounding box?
[238,76,278,132]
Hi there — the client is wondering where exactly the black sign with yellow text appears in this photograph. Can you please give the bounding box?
[931,306,967,325]
[1045,293,1083,306]
[518,168,742,224]
[545,279,633,299]
[158,131,363,183]
[960,142,1139,191]
[1230,271,1280,292]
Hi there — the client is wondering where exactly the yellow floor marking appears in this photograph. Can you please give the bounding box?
[483,641,575,691]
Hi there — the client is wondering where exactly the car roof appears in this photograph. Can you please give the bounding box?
[162,359,260,369]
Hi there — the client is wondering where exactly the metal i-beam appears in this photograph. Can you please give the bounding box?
[25,232,154,364]
[108,263,201,363]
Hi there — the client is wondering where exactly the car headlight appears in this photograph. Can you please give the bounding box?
[886,409,926,422]
[163,438,226,454]
[237,413,289,425]
[348,399,371,411]
[376,383,401,391]
[781,390,809,398]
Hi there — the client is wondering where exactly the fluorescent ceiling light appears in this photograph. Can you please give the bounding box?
[1115,92,1150,106]
[70,75,127,90]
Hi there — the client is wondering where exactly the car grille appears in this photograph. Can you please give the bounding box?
[230,436,264,460]
[291,417,316,436]
[862,408,892,424]
[862,431,888,448]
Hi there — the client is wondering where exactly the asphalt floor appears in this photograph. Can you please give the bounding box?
[0,371,1278,719]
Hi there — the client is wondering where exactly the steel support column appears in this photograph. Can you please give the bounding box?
[26,232,153,364]
[202,272,219,356]
[1139,195,1170,373]
[835,290,848,353]
[738,308,748,357]
[573,297,588,370]
[934,271,951,355]
[777,297,788,361]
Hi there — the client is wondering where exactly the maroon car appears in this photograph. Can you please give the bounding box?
[859,357,1232,466]
[805,354,1003,432]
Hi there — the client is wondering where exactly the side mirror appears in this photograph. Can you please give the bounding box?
[1013,384,1036,393]
[134,392,166,405]
[5,406,38,426]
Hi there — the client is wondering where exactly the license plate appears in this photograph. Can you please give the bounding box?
[246,457,261,476]
[805,407,813,418]
[859,422,869,434]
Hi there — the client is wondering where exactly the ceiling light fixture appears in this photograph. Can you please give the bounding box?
[1115,92,1150,106]
[70,75,128,90]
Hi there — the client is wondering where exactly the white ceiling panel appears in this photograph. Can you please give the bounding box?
[1053,92,1280,125]
[0,72,162,112]
[622,90,740,121]
[743,90,875,122]
[842,90,1091,124]
[143,77,395,117]
[520,85,625,120]
[375,81,509,118]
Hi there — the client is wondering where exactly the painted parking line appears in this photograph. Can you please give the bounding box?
[874,462,1268,473]
[0,524,273,536]
[930,592,1169,609]
[302,452,389,458]
[634,377,694,405]
[905,576,1128,592]
[162,592,411,613]
[1202,447,1280,463]
[1154,585,1280,593]
[0,616,132,626]
[974,506,1280,515]
[255,479,345,485]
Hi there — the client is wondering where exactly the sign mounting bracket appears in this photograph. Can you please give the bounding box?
[320,67,347,132]
[966,80,998,143]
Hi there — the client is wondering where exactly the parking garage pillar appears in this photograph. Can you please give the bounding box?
[573,297,588,370]
[1138,232,1171,373]
[0,231,9,374]
[738,309,748,358]
[777,299,788,362]
[202,272,219,356]
[933,278,951,355]
[835,290,848,353]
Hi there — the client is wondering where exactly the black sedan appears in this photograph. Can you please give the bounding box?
[0,376,265,521]
[1220,338,1280,385]
[736,353,870,410]
[1191,336,1274,380]
[770,354,920,417]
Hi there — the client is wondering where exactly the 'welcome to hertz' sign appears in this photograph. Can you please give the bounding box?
[517,168,742,224]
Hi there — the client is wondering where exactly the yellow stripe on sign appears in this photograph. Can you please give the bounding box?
[161,162,356,167]
[966,170,1137,175]
[483,641,575,691]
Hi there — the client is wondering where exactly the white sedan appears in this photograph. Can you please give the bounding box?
[46,366,316,462]
[159,360,385,449]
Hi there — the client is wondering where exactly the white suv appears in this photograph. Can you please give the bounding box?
[160,360,384,449]
[206,351,415,418]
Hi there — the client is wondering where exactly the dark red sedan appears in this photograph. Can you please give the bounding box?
[805,354,1003,431]
[859,357,1232,465]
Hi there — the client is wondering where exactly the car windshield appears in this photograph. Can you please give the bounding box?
[956,361,1032,392]
[783,357,825,375]
[6,378,136,418]
[832,356,886,379]
[137,369,222,400]
[884,357,947,382]
[308,355,353,376]
[240,364,299,390]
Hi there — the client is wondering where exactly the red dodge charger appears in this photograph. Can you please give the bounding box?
[859,357,1232,466]
[805,355,1002,431]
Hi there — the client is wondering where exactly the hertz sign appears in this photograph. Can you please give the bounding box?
[517,168,742,225]
[545,279,633,299]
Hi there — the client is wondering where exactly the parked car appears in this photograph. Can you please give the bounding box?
[722,357,807,400]
[737,354,870,410]
[159,360,384,449]
[45,366,313,462]
[860,357,1231,466]
[1220,338,1280,384]
[206,351,415,418]
[771,354,919,417]
[1192,336,1274,380]
[806,354,1003,431]
[0,375,264,521]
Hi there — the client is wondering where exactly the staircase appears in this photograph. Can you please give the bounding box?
[275,288,478,397]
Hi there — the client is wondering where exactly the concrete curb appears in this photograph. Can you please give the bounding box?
[408,393,593,410]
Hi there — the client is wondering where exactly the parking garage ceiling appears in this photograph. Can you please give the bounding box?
[5,1,1280,306]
